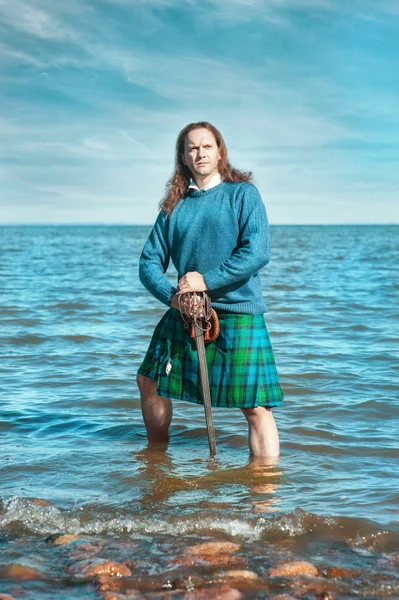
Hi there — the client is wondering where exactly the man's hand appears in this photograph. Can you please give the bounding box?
[170,293,180,310]
[177,271,207,295]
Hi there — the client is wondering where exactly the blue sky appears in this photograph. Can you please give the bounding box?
[1,0,398,224]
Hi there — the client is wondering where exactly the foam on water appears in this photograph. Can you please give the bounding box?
[2,497,398,552]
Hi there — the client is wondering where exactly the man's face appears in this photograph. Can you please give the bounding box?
[182,128,221,180]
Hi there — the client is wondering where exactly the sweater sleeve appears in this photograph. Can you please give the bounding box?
[202,185,270,291]
[138,210,177,307]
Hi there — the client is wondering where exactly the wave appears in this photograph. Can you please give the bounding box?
[1,498,397,551]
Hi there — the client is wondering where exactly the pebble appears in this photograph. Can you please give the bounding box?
[103,593,141,600]
[67,558,132,578]
[96,574,125,592]
[182,587,243,600]
[220,570,260,582]
[186,542,240,557]
[269,595,298,600]
[173,542,244,568]
[325,567,361,578]
[69,542,103,561]
[27,498,53,507]
[3,564,42,580]
[269,561,318,578]
[50,534,81,545]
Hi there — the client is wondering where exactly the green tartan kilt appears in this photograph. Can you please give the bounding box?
[137,308,284,409]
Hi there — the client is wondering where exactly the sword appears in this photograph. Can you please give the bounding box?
[193,318,217,457]
[178,292,217,456]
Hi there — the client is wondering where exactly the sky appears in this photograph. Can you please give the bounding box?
[0,0,398,225]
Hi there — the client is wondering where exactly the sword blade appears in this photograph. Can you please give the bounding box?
[193,320,217,456]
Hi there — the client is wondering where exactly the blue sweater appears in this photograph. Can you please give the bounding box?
[139,181,271,314]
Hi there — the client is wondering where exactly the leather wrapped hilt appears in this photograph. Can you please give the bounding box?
[178,291,220,343]
[188,308,220,342]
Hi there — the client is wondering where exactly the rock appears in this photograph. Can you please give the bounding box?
[27,498,53,507]
[170,553,242,569]
[318,593,333,600]
[269,595,298,600]
[3,564,42,580]
[69,542,103,561]
[96,574,125,592]
[0,595,16,600]
[67,559,132,578]
[220,570,260,582]
[177,542,243,568]
[51,534,81,545]
[103,593,141,600]
[186,542,240,557]
[182,587,243,600]
[325,567,361,579]
[269,561,318,578]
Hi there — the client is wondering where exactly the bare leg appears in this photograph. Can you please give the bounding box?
[241,406,280,458]
[137,373,173,443]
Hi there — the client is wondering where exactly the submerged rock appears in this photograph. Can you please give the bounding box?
[269,561,318,578]
[27,498,53,507]
[219,570,261,582]
[102,594,141,600]
[49,534,81,545]
[95,573,139,595]
[186,542,240,557]
[102,592,141,600]
[3,564,42,580]
[325,567,361,578]
[172,541,244,569]
[182,587,243,600]
[66,558,132,578]
[0,594,16,600]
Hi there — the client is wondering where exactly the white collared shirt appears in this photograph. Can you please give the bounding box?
[188,172,223,192]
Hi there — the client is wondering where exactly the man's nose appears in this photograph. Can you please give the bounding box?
[197,146,206,159]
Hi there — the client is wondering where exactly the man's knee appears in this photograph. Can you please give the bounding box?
[241,406,271,421]
[136,372,156,393]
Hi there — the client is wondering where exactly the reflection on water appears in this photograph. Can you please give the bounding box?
[135,443,283,514]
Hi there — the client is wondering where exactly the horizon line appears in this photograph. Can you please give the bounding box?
[0,223,398,227]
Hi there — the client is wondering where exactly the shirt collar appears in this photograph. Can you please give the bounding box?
[188,172,222,192]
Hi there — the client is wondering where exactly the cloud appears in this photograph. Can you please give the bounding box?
[0,1,77,41]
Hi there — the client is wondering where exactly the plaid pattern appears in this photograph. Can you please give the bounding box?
[138,308,284,409]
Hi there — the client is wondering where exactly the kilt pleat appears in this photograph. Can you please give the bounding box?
[137,308,284,409]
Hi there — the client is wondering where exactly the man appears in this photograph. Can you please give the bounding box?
[137,121,284,457]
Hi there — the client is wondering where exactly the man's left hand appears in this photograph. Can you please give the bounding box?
[177,271,207,294]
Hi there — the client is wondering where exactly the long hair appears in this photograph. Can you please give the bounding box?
[159,121,253,215]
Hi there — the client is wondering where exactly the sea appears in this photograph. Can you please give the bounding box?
[0,224,398,599]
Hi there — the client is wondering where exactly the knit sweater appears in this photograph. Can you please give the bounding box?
[138,181,271,314]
